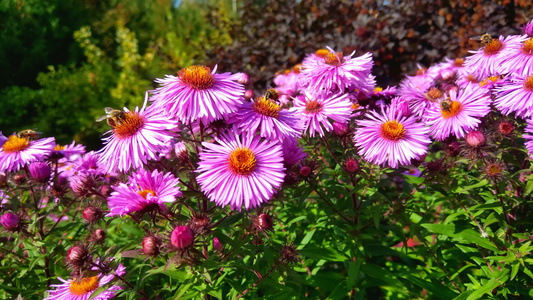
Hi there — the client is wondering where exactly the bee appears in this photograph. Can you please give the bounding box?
[264,88,280,102]
[470,33,494,46]
[440,99,453,112]
[16,129,42,140]
[96,107,127,127]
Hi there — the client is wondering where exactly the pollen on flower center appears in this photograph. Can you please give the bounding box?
[315,48,330,58]
[416,68,427,76]
[483,39,502,55]
[113,112,145,139]
[453,58,465,67]
[381,120,406,141]
[54,145,66,151]
[228,147,257,175]
[69,276,99,296]
[373,87,383,93]
[521,38,533,55]
[178,65,215,90]
[523,74,533,91]
[441,101,463,119]
[2,135,30,153]
[479,76,499,87]
[305,100,323,113]
[138,189,157,199]
[252,97,281,118]
[487,164,501,175]
[324,52,344,66]
[427,87,444,100]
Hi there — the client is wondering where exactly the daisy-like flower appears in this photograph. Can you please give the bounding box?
[501,36,533,77]
[229,96,304,141]
[44,264,125,300]
[52,141,86,159]
[107,168,181,217]
[464,35,526,79]
[425,84,491,141]
[354,105,431,168]
[151,65,245,124]
[301,47,373,95]
[398,77,443,117]
[494,74,533,118]
[291,91,352,137]
[0,134,55,173]
[98,94,175,173]
[196,131,285,211]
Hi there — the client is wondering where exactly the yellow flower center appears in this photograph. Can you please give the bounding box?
[293,64,302,74]
[113,112,145,139]
[2,135,30,153]
[523,74,533,91]
[453,58,465,67]
[324,52,344,66]
[416,68,427,76]
[54,145,66,151]
[483,39,502,55]
[252,97,281,118]
[487,164,501,176]
[315,48,330,58]
[521,38,533,55]
[351,103,360,110]
[138,189,157,199]
[479,76,499,87]
[69,276,99,296]
[381,120,406,141]
[228,148,257,175]
[305,100,323,113]
[441,100,463,119]
[373,87,383,93]
[178,65,215,90]
[427,87,444,100]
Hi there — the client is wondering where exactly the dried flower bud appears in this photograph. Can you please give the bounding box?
[13,174,26,185]
[466,130,485,148]
[299,166,311,177]
[89,228,106,243]
[280,243,299,264]
[447,141,460,156]
[332,122,350,137]
[82,206,102,223]
[345,159,360,173]
[28,162,51,182]
[213,237,224,252]
[142,235,161,256]
[67,245,89,267]
[170,226,194,249]
[1,212,20,231]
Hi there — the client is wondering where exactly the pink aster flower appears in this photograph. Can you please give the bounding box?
[494,74,533,118]
[301,47,373,95]
[464,35,526,79]
[425,84,491,141]
[501,36,533,77]
[523,118,533,157]
[291,91,352,137]
[98,94,176,173]
[398,77,443,117]
[44,264,125,300]
[52,141,86,159]
[151,65,245,124]
[282,137,307,166]
[229,97,304,141]
[522,19,533,37]
[107,168,181,217]
[0,134,55,173]
[354,105,431,168]
[196,131,285,211]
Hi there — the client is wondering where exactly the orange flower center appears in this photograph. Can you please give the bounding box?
[351,103,360,110]
[487,164,501,175]
[380,120,406,141]
[69,276,99,296]
[315,49,330,58]
[441,100,463,119]
[138,189,157,199]
[293,64,302,74]
[416,68,427,76]
[373,87,383,93]
[252,97,281,118]
[483,39,502,55]
[178,65,215,90]
[466,74,478,83]
[228,148,257,175]
[427,87,443,100]
[521,38,533,55]
[54,145,66,151]
[2,135,30,153]
[479,76,499,87]
[305,100,323,113]
[324,52,344,66]
[113,112,145,139]
[523,74,533,91]
[453,58,465,67]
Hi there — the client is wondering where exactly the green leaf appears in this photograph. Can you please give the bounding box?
[402,275,458,299]
[466,278,499,300]
[360,264,405,289]
[298,229,316,249]
[421,223,500,252]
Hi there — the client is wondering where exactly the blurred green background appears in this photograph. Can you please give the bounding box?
[1,0,530,150]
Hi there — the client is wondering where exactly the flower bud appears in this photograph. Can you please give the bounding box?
[236,73,249,85]
[13,174,26,185]
[332,122,350,137]
[67,245,89,267]
[498,122,514,135]
[345,159,360,173]
[28,162,51,182]
[213,237,224,252]
[89,228,106,243]
[0,173,7,188]
[257,213,273,231]
[1,212,20,231]
[170,226,194,249]
[466,130,485,148]
[244,90,254,100]
[174,142,189,163]
[82,206,102,223]
[299,166,311,177]
[70,173,96,197]
[447,141,460,156]
[142,235,161,256]
[280,243,299,263]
